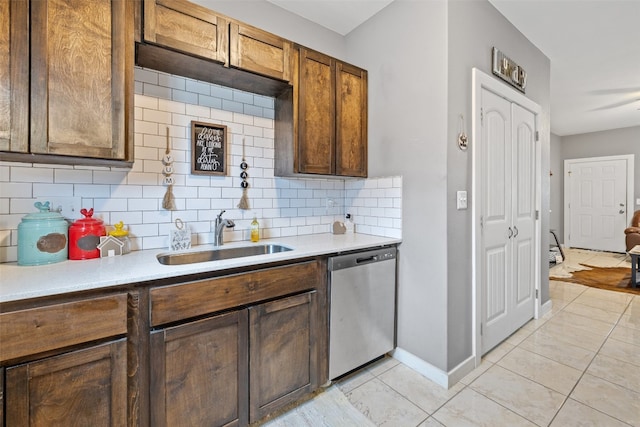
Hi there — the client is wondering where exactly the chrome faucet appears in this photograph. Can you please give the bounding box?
[214,210,235,246]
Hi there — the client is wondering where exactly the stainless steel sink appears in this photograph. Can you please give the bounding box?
[157,244,293,265]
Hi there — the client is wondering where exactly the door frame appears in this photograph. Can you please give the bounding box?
[471,68,542,366]
[563,155,634,251]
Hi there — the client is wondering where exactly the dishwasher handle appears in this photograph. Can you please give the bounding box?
[329,247,396,271]
[356,255,378,264]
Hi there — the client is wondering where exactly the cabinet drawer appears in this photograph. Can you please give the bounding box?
[150,261,322,327]
[0,294,128,363]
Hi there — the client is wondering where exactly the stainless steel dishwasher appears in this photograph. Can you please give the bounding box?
[329,246,397,379]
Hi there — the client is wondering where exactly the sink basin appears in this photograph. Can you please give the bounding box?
[157,244,293,265]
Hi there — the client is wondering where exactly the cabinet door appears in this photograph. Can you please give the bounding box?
[150,310,249,427]
[249,291,318,422]
[229,21,291,82]
[0,0,28,153]
[336,62,368,177]
[297,48,335,175]
[5,340,127,427]
[29,0,133,160]
[144,0,228,64]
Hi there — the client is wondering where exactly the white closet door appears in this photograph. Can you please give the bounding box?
[510,103,536,330]
[481,89,535,354]
[481,90,512,353]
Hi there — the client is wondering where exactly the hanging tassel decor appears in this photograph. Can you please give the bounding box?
[237,138,250,210]
[162,127,177,211]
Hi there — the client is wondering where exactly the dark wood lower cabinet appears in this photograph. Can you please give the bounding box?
[249,291,317,422]
[1,259,328,427]
[150,310,249,427]
[5,339,127,427]
[149,290,319,427]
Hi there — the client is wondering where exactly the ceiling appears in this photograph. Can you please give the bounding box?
[267,0,640,136]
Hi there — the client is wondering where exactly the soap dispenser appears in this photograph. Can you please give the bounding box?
[250,217,260,242]
[345,214,355,234]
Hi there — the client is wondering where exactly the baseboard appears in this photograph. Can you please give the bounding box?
[540,298,553,317]
[391,348,476,389]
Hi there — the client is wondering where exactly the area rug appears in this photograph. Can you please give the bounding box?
[550,264,640,295]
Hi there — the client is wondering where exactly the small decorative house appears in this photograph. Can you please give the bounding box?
[98,235,124,257]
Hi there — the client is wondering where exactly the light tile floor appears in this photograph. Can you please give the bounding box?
[264,249,640,426]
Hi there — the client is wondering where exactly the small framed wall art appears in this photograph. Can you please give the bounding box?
[191,121,228,175]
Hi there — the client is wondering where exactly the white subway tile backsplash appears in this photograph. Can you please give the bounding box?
[1,183,32,198]
[0,68,402,263]
[33,184,74,197]
[186,79,211,95]
[11,167,54,183]
[134,67,158,84]
[110,185,143,199]
[158,73,186,90]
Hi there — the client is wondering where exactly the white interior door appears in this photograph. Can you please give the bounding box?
[510,103,537,331]
[480,89,536,354]
[565,157,630,253]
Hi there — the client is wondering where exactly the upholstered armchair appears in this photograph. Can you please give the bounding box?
[625,210,640,252]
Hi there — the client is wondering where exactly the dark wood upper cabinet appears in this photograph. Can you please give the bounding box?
[297,48,336,175]
[143,0,228,65]
[0,0,28,153]
[229,21,292,82]
[336,62,368,177]
[276,46,368,178]
[5,340,127,427]
[27,0,134,162]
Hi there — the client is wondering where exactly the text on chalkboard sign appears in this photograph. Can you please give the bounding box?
[191,121,228,175]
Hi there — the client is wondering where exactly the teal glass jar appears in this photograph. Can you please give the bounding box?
[17,201,69,266]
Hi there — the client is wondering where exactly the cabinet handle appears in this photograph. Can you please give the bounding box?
[513,226,519,237]
[507,227,513,238]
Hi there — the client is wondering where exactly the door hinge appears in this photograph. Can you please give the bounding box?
[536,289,539,299]
[480,215,484,229]
[480,323,483,336]
[535,131,539,141]
[480,108,484,124]
[535,210,539,220]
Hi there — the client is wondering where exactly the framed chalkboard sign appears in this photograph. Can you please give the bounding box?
[191,121,228,175]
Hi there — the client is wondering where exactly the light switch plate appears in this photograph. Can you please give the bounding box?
[637,198,640,206]
[457,191,468,210]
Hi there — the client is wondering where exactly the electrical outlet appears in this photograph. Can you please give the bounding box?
[326,198,337,212]
[36,197,82,220]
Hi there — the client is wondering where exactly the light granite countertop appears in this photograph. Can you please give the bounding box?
[0,233,401,303]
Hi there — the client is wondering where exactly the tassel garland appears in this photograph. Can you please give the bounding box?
[237,138,250,210]
[162,127,177,211]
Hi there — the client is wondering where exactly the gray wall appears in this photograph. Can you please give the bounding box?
[348,0,450,370]
[550,133,564,241]
[551,126,640,244]
[446,0,551,367]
